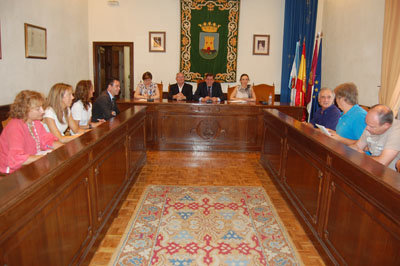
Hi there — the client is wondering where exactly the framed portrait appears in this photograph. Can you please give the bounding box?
[253,34,270,55]
[149,31,166,52]
[24,23,47,59]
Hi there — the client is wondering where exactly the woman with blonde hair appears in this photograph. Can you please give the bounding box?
[0,90,60,174]
[43,83,84,143]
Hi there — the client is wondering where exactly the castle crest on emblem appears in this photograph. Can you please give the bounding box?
[198,22,221,60]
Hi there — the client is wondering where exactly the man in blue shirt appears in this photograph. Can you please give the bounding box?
[309,88,341,130]
[328,82,367,145]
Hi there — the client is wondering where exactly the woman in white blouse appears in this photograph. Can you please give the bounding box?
[229,74,256,101]
[134,71,160,100]
[71,80,102,129]
[43,83,84,143]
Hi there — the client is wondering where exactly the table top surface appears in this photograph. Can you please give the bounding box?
[118,98,303,108]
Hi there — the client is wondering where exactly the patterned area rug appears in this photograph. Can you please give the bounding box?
[110,186,302,265]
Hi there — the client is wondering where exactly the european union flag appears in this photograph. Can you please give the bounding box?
[309,39,322,121]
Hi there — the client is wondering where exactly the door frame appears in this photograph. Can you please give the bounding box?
[93,41,134,99]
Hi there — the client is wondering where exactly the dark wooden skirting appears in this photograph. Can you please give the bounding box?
[0,106,147,265]
[118,99,304,152]
[260,109,400,265]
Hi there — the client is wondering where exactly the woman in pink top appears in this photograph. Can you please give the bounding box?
[0,91,60,174]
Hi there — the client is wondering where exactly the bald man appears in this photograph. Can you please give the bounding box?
[352,104,400,170]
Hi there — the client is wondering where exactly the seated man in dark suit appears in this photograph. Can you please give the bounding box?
[193,73,226,102]
[92,78,121,122]
[168,72,193,101]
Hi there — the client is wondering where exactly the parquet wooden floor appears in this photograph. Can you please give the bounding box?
[84,151,325,265]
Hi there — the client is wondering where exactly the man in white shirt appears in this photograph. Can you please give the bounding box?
[351,104,400,170]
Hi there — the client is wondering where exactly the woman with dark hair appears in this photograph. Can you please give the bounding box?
[134,71,160,100]
[71,80,100,129]
[229,74,256,101]
[43,83,84,143]
[0,90,60,173]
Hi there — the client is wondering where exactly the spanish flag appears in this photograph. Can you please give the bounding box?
[295,41,306,106]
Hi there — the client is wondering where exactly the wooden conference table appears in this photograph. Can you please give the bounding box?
[0,106,147,265]
[1,99,398,265]
[261,109,400,265]
[117,99,304,151]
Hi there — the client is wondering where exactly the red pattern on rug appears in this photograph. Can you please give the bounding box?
[112,186,302,266]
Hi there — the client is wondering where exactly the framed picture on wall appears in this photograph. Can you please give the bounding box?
[24,23,47,59]
[149,31,166,52]
[253,34,270,55]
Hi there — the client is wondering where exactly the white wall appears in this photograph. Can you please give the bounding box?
[88,0,285,94]
[0,0,89,105]
[1,0,385,105]
[322,0,384,106]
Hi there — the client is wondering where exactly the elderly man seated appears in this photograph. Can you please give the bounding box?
[351,104,400,170]
[309,87,341,130]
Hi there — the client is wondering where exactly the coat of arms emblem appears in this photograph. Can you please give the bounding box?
[198,22,221,60]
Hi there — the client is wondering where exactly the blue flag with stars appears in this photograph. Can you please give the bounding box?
[309,39,322,121]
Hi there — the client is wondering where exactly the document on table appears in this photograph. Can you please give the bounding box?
[229,100,247,103]
[36,150,52,156]
[315,124,331,136]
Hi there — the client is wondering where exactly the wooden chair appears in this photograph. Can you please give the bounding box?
[252,83,275,104]
[156,82,163,98]
[360,105,370,112]
[227,85,236,100]
[1,117,12,130]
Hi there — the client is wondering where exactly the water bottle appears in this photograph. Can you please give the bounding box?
[147,88,154,102]
[268,93,273,105]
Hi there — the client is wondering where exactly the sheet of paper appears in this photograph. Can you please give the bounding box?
[36,150,52,156]
[229,100,247,103]
[315,124,331,136]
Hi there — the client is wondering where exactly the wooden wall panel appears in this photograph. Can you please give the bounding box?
[2,170,91,266]
[94,137,127,224]
[284,143,324,227]
[261,119,285,178]
[324,174,400,265]
[128,122,146,178]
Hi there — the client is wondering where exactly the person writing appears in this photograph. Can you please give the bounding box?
[134,71,160,100]
[0,91,61,174]
[308,88,340,130]
[229,74,256,101]
[327,82,367,145]
[193,73,225,102]
[44,83,85,143]
[92,78,121,122]
[168,72,193,101]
